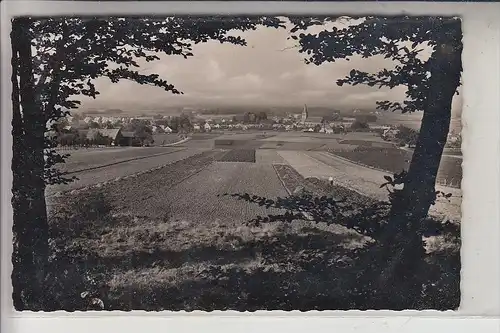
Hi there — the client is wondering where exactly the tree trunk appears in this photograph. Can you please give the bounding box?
[11,17,49,310]
[379,29,462,308]
[11,18,29,311]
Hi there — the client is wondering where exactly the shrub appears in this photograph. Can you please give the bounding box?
[350,120,370,131]
[395,125,419,147]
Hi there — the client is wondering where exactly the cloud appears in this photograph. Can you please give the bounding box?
[227,73,263,90]
[204,59,226,83]
[80,20,461,115]
[343,91,394,103]
[300,90,330,98]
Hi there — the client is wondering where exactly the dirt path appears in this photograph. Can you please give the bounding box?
[277,150,461,221]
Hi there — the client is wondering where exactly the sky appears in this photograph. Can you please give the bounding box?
[79,19,462,116]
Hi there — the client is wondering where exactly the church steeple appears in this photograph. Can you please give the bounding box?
[301,104,308,124]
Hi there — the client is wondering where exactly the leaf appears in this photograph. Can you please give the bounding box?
[383,175,393,182]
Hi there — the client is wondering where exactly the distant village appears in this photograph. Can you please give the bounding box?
[47,105,461,149]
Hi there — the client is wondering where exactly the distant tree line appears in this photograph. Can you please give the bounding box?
[123,119,154,146]
[355,114,377,123]
[350,120,370,131]
[232,111,268,124]
[54,131,115,147]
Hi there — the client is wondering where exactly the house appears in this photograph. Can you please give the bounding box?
[86,128,122,146]
[204,123,212,132]
[448,135,460,144]
[152,125,167,134]
[446,132,461,147]
[304,116,323,127]
[193,124,201,131]
[62,124,84,133]
[164,126,173,133]
[382,127,400,140]
[371,125,391,131]
[119,131,138,146]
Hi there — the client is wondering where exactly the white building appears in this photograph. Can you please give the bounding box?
[152,126,165,134]
[383,127,400,140]
[204,123,212,132]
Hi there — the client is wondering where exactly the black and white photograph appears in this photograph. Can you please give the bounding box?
[8,13,464,312]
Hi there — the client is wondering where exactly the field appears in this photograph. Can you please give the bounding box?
[217,149,256,163]
[54,146,184,174]
[331,146,462,188]
[45,129,461,310]
[375,112,462,133]
[152,133,185,146]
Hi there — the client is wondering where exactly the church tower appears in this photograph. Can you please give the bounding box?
[301,104,308,125]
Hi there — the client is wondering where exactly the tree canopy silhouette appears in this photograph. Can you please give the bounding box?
[10,16,283,310]
[287,15,462,303]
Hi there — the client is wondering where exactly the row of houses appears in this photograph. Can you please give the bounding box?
[84,128,138,146]
[48,128,147,147]
[152,125,173,134]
